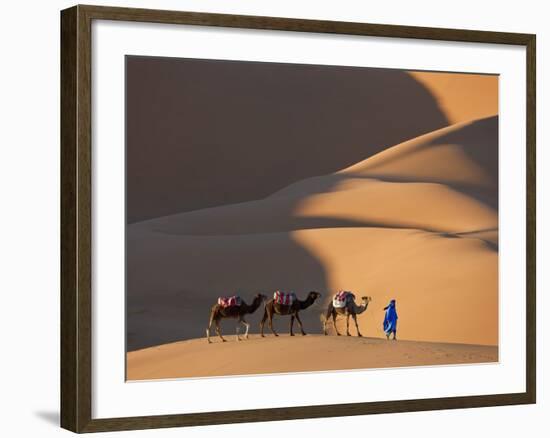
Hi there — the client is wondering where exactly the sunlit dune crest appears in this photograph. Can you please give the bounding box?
[408,71,498,124]
[339,116,498,190]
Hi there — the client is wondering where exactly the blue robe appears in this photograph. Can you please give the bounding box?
[383,302,398,334]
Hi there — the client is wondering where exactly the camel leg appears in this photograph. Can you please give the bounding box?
[324,305,333,335]
[215,320,226,342]
[241,317,250,339]
[206,309,216,344]
[289,315,295,336]
[236,318,241,342]
[333,312,340,336]
[260,308,267,337]
[294,312,306,336]
[268,309,278,337]
[346,314,351,336]
[352,313,362,337]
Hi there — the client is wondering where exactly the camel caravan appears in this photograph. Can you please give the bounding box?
[206,290,375,343]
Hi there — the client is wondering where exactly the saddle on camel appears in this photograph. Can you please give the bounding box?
[332,290,355,308]
[273,290,296,306]
[217,295,242,308]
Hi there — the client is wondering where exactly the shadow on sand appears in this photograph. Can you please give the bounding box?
[127,57,449,223]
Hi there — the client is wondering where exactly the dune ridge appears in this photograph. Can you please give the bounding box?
[408,71,498,124]
[339,116,497,189]
[132,116,498,238]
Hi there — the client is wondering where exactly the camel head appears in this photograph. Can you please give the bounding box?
[255,293,268,302]
[308,291,322,301]
[361,296,372,303]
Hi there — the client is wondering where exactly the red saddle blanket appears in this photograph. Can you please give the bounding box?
[333,291,355,308]
[273,291,296,306]
[217,296,242,308]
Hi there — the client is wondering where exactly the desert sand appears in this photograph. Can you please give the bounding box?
[409,72,498,124]
[128,116,498,351]
[127,62,456,222]
[127,335,498,380]
[126,70,498,380]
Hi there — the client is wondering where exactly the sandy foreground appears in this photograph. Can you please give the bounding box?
[127,335,498,381]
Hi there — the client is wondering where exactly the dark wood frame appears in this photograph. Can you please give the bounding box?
[61,4,536,433]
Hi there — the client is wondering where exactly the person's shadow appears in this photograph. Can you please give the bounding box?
[34,410,59,427]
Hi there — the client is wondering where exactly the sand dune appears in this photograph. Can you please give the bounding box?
[409,72,498,124]
[132,117,498,238]
[296,227,497,344]
[127,225,497,351]
[132,180,495,237]
[127,59,454,222]
[127,335,498,380]
[127,117,499,353]
[339,116,498,190]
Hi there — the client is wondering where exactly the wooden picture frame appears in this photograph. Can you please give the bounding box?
[61,4,536,433]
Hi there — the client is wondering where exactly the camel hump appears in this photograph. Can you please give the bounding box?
[273,290,296,305]
[333,290,354,308]
[217,295,242,308]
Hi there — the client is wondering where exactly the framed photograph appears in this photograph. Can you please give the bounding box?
[60,4,536,433]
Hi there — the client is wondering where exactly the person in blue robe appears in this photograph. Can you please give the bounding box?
[383,299,398,340]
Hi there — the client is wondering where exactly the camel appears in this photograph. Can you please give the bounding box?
[260,291,322,337]
[206,293,266,343]
[323,295,372,337]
